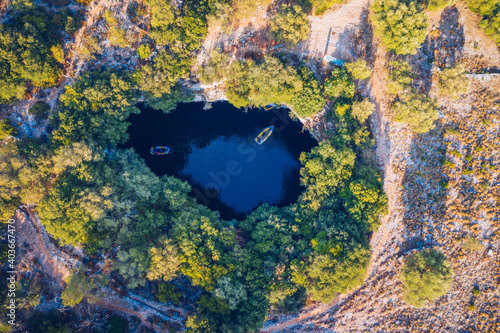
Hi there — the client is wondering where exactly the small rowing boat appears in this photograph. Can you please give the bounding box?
[150,146,172,155]
[255,126,274,145]
[263,103,275,111]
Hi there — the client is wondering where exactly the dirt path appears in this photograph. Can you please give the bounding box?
[296,0,371,60]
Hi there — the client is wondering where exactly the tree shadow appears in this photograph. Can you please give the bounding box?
[409,6,465,94]
[399,127,450,253]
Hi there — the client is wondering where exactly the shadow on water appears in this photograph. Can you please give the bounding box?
[123,101,318,221]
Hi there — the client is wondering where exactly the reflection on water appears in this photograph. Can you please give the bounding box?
[124,101,317,220]
[181,135,299,216]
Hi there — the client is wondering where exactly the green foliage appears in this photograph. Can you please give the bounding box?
[345,60,372,80]
[51,70,140,148]
[51,44,65,64]
[294,245,370,302]
[426,0,453,11]
[61,272,97,307]
[145,0,179,45]
[156,282,181,304]
[479,12,500,46]
[324,68,355,100]
[401,249,453,307]
[104,316,130,333]
[146,84,194,113]
[394,93,439,133]
[135,48,192,98]
[147,238,180,281]
[299,141,356,211]
[145,0,208,50]
[137,44,152,59]
[0,4,62,103]
[439,64,469,99]
[226,57,303,108]
[171,206,236,291]
[214,276,248,310]
[0,120,15,140]
[351,99,374,123]
[268,4,310,47]
[104,10,128,48]
[466,0,500,16]
[439,180,449,189]
[198,49,230,85]
[387,60,414,95]
[290,65,326,117]
[310,0,344,15]
[370,0,428,55]
[29,101,50,120]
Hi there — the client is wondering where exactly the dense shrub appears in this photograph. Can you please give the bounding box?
[394,93,439,133]
[268,4,310,47]
[439,64,469,99]
[387,60,414,95]
[310,0,344,15]
[290,66,326,117]
[0,120,15,140]
[198,49,230,84]
[345,60,372,80]
[351,99,375,123]
[370,0,428,55]
[401,249,453,307]
[466,0,500,16]
[137,44,152,59]
[226,57,302,108]
[479,12,500,45]
[104,10,128,48]
[324,68,355,100]
[0,5,62,103]
[426,0,454,11]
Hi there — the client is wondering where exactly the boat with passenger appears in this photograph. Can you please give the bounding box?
[150,146,172,155]
[255,126,274,145]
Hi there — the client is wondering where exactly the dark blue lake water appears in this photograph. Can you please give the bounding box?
[124,102,317,220]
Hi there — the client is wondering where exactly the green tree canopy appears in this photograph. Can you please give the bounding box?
[394,93,439,133]
[0,4,62,103]
[299,141,356,211]
[324,68,355,100]
[466,0,500,16]
[370,0,428,55]
[268,4,310,47]
[387,60,414,95]
[226,57,303,108]
[293,245,370,303]
[479,12,500,45]
[135,47,192,98]
[351,99,375,123]
[401,249,453,307]
[439,63,469,99]
[51,71,139,148]
[198,49,230,85]
[345,60,372,80]
[290,65,326,117]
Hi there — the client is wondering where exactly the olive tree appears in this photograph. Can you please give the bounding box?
[370,0,428,55]
[439,64,469,99]
[394,93,439,133]
[345,60,372,80]
[387,60,414,95]
[401,249,453,307]
[351,99,375,123]
[268,4,310,47]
